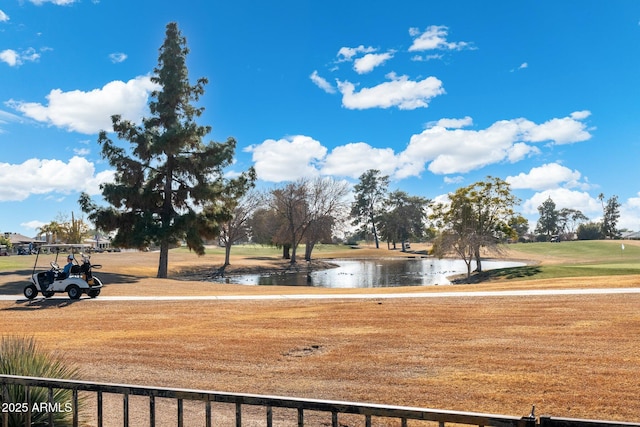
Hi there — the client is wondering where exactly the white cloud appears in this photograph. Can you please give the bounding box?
[506,142,540,163]
[444,176,464,185]
[620,193,640,231]
[398,112,592,176]
[0,50,20,67]
[408,25,472,52]
[28,0,77,5]
[506,163,585,191]
[247,138,402,182]
[430,116,473,129]
[245,112,593,185]
[7,75,159,134]
[570,110,591,120]
[411,53,444,62]
[21,220,47,231]
[321,142,400,178]
[309,70,336,94]
[337,72,444,110]
[627,193,640,210]
[337,45,376,62]
[108,52,127,63]
[524,113,592,144]
[84,169,116,195]
[353,51,394,74]
[0,10,9,22]
[521,188,601,216]
[245,135,327,182]
[73,147,91,156]
[0,156,114,201]
[511,62,528,72]
[0,109,23,124]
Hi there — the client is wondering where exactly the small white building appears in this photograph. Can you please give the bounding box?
[84,235,114,252]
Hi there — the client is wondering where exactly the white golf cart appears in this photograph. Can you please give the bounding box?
[24,244,103,300]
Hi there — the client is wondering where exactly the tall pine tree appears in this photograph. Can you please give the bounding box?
[80,22,254,278]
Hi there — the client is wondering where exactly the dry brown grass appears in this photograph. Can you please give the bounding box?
[1,245,640,423]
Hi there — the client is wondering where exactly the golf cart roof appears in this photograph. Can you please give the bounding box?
[42,244,92,251]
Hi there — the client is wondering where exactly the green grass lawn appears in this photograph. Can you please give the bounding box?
[509,240,636,263]
[487,240,640,281]
[0,255,35,272]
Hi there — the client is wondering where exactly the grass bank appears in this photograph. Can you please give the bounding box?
[484,240,640,281]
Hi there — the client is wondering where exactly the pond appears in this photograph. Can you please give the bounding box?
[215,258,526,288]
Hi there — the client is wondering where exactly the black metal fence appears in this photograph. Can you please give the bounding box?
[1,374,638,427]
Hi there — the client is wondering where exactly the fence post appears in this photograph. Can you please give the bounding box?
[177,398,183,427]
[149,394,155,427]
[235,402,242,427]
[521,405,538,427]
[48,387,54,427]
[72,388,79,427]
[1,383,6,427]
[25,385,31,427]
[97,390,103,427]
[123,392,129,427]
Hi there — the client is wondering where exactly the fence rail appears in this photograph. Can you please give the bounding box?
[1,375,638,427]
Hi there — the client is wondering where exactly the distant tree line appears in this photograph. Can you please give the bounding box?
[534,193,621,241]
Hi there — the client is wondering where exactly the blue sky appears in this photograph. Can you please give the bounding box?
[1,0,639,237]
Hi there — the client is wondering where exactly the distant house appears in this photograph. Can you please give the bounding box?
[84,235,114,252]
[622,231,640,240]
[3,232,41,254]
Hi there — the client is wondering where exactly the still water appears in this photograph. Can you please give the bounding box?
[216,258,525,288]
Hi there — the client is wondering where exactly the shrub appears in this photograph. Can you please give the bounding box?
[577,221,604,240]
[0,336,82,427]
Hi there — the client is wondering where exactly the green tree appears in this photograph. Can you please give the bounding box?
[535,197,559,241]
[379,190,429,251]
[430,177,519,274]
[248,206,292,259]
[508,214,530,242]
[601,194,621,239]
[431,194,479,281]
[577,221,604,240]
[466,177,519,271]
[37,214,91,244]
[64,212,87,244]
[37,221,63,244]
[0,234,12,251]
[80,22,254,278]
[557,208,588,240]
[350,169,389,249]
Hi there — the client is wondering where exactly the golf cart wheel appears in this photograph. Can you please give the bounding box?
[23,284,38,300]
[67,285,81,300]
[88,289,100,298]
